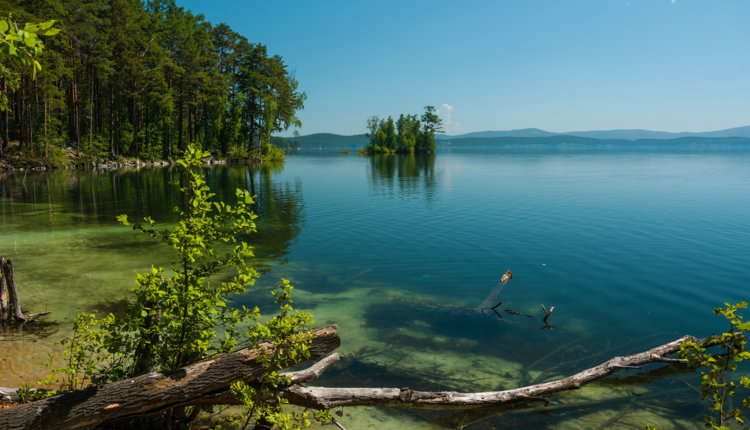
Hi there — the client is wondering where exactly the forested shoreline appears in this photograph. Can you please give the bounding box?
[0,0,305,167]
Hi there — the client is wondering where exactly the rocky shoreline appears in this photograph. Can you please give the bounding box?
[0,147,228,173]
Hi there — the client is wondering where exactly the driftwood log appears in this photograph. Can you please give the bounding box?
[0,326,340,430]
[0,257,50,324]
[0,332,709,430]
[282,334,697,409]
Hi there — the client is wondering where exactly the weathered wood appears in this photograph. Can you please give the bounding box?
[280,335,699,410]
[0,258,50,324]
[122,334,707,413]
[0,262,7,321]
[0,326,340,430]
[181,353,343,408]
[1,258,26,322]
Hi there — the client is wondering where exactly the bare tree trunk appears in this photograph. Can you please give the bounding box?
[1,258,25,322]
[88,69,94,152]
[109,91,115,157]
[0,258,50,324]
[0,264,7,320]
[2,78,8,155]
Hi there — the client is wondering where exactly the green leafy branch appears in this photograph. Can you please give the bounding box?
[679,302,750,430]
[0,15,59,79]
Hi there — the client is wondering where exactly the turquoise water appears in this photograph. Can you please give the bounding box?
[1,148,750,428]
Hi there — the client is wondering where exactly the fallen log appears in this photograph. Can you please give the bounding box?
[0,333,714,429]
[0,325,340,430]
[128,334,707,413]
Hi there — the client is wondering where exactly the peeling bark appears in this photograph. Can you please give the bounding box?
[0,326,340,430]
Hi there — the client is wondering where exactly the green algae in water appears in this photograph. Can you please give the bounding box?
[3,151,749,428]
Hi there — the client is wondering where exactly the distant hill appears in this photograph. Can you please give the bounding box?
[276,126,750,151]
[437,135,750,149]
[437,125,750,142]
[436,128,556,140]
[277,133,368,149]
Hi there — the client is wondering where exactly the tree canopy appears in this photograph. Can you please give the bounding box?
[0,1,305,163]
[363,106,443,154]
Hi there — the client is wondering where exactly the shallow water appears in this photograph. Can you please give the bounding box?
[2,148,749,428]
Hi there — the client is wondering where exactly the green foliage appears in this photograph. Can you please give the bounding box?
[0,15,58,79]
[227,144,251,161]
[364,106,441,154]
[40,143,322,427]
[224,279,331,429]
[679,302,750,430]
[0,2,303,162]
[5,140,70,168]
[261,142,286,161]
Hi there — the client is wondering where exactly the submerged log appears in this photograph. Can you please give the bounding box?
[0,326,340,430]
[0,258,50,324]
[478,270,512,309]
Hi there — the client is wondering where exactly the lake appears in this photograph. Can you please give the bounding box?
[1,147,749,428]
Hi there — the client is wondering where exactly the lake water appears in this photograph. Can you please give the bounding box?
[1,147,749,428]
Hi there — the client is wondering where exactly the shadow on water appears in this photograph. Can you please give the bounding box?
[1,163,305,267]
[88,298,133,318]
[0,319,60,339]
[314,342,702,429]
[362,300,598,369]
[213,162,305,265]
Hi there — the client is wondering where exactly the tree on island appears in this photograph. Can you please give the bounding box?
[363,105,443,154]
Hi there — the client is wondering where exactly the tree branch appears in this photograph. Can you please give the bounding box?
[281,335,704,410]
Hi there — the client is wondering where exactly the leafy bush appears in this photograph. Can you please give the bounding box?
[39,143,325,428]
[679,302,750,430]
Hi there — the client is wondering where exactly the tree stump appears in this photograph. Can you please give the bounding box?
[0,257,49,324]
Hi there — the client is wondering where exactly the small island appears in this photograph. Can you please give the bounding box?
[361,105,443,154]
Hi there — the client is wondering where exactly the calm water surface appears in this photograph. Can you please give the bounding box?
[1,148,749,428]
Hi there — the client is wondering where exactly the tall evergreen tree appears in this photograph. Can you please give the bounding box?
[0,0,304,163]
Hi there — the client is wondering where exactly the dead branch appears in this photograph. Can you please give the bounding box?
[280,335,702,410]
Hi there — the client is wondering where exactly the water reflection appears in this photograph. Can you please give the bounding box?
[0,169,177,228]
[368,153,438,200]
[220,163,304,264]
[0,163,304,268]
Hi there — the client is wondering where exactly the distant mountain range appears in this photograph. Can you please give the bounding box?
[437,126,750,141]
[279,126,750,149]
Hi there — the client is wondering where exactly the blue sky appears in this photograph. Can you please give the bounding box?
[176,0,750,136]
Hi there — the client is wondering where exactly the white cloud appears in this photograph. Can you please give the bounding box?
[438,103,461,133]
